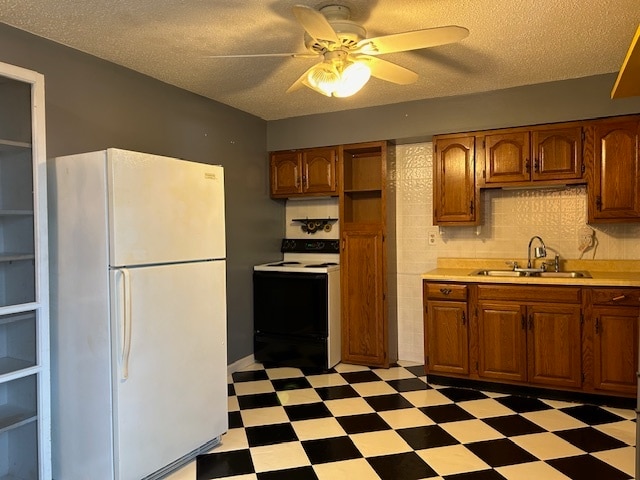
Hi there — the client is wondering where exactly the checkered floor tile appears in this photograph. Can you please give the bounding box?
[167,362,637,480]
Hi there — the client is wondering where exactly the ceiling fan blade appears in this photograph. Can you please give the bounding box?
[292,4,339,43]
[357,55,418,85]
[356,25,469,55]
[286,64,317,93]
[205,52,320,59]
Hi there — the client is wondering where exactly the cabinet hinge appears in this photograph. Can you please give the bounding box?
[482,139,486,149]
[581,163,586,174]
[581,372,585,383]
[580,313,584,325]
[475,361,479,370]
[581,130,585,141]
[482,169,486,179]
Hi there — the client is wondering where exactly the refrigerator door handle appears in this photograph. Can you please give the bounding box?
[115,267,133,380]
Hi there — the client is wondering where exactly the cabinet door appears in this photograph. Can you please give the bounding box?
[592,306,638,395]
[587,118,640,222]
[477,301,527,382]
[302,147,337,194]
[270,151,302,197]
[531,126,583,181]
[483,131,530,183]
[527,304,582,389]
[340,229,388,367]
[433,136,476,225]
[425,300,469,375]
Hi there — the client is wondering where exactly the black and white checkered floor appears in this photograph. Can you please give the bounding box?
[167,362,636,480]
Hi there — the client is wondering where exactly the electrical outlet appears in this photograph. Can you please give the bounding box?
[427,227,438,246]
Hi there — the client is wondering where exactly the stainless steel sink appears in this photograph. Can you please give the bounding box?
[535,271,591,278]
[472,269,526,277]
[471,269,591,278]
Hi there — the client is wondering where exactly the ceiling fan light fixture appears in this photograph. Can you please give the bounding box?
[333,60,371,97]
[304,62,340,96]
[303,57,371,97]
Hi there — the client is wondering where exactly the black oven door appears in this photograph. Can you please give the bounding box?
[253,270,330,368]
[253,270,328,337]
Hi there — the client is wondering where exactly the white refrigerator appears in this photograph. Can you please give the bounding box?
[48,148,228,480]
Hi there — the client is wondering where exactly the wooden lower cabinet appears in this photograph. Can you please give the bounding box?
[477,301,527,382]
[425,300,469,375]
[591,306,638,394]
[423,283,469,375]
[422,281,639,398]
[476,301,582,388]
[527,304,582,388]
[587,287,640,395]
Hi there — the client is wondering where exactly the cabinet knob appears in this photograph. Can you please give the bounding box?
[611,294,626,302]
[439,288,452,295]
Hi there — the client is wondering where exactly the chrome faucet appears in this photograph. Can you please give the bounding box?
[527,236,547,268]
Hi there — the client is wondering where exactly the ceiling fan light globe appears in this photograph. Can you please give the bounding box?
[304,63,340,96]
[333,61,371,97]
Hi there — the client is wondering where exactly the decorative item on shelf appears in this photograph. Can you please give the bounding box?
[292,217,338,234]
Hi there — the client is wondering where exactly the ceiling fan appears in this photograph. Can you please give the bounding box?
[210,4,469,97]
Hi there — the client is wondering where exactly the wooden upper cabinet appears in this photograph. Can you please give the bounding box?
[270,147,337,198]
[585,116,640,222]
[270,151,301,197]
[481,125,583,186]
[433,134,478,225]
[532,126,583,181]
[483,131,530,184]
[302,147,337,195]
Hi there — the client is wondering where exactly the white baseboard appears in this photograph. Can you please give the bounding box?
[227,354,256,376]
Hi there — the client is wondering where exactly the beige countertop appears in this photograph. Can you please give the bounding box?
[422,258,640,287]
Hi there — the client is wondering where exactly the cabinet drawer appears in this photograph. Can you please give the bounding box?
[477,284,581,303]
[425,283,468,301]
[591,288,640,306]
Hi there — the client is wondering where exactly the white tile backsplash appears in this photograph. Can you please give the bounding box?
[394,141,639,363]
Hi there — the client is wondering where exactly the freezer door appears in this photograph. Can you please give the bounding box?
[107,149,225,266]
[109,260,227,480]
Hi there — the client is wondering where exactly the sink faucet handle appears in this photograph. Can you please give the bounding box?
[541,254,561,273]
[506,260,519,270]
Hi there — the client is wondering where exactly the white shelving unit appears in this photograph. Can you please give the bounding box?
[0,63,50,479]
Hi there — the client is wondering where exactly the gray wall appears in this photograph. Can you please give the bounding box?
[268,74,640,150]
[0,23,284,364]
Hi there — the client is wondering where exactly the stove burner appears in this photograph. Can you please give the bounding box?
[267,261,301,267]
[305,262,338,268]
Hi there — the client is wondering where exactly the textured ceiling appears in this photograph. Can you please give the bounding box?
[0,0,637,121]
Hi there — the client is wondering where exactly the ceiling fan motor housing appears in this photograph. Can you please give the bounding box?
[305,5,366,53]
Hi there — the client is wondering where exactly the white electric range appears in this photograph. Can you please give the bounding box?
[253,239,341,370]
